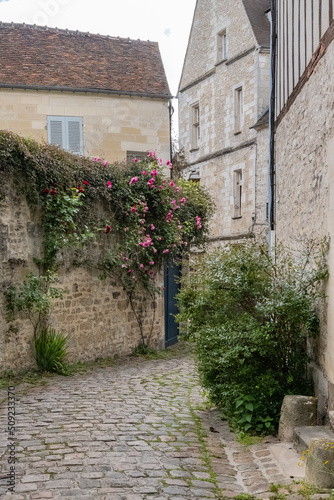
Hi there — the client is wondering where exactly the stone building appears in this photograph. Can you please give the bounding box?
[178,0,271,243]
[0,23,172,163]
[273,0,334,417]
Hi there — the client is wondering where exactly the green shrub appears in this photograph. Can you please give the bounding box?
[34,327,68,373]
[177,238,329,433]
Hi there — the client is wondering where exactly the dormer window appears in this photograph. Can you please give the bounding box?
[217,29,227,62]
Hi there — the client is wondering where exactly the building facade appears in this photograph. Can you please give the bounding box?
[178,0,271,243]
[274,0,334,416]
[0,23,172,163]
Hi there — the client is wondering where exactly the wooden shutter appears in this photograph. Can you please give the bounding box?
[47,116,65,147]
[67,118,83,154]
[47,116,83,154]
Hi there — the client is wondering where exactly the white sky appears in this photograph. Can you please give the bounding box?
[0,0,197,138]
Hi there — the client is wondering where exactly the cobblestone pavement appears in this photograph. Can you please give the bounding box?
[0,345,301,500]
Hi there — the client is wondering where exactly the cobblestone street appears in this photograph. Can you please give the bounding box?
[0,345,301,499]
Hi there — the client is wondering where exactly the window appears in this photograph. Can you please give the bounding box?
[188,169,200,183]
[233,169,243,218]
[217,30,227,62]
[47,116,83,154]
[234,87,243,133]
[191,104,200,150]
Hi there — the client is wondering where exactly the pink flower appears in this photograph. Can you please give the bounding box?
[151,224,155,230]
[163,249,169,254]
[103,160,108,167]
[105,225,111,234]
[129,176,138,185]
[140,264,144,268]
[150,169,158,176]
[134,158,138,162]
[142,171,147,175]
[93,157,101,162]
[163,286,166,290]
[166,160,170,166]
[124,227,129,231]
[128,269,133,273]
[149,261,154,265]
[171,200,176,205]
[170,181,175,187]
[107,181,112,189]
[181,197,186,204]
[131,205,137,213]
[83,180,89,186]
[144,206,149,213]
[121,264,126,268]
[153,248,157,253]
[158,237,162,241]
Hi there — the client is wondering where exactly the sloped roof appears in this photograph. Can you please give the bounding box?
[251,106,269,130]
[242,0,271,47]
[0,23,171,98]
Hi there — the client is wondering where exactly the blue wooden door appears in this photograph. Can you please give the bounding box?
[164,260,181,347]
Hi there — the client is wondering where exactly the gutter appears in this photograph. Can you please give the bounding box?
[0,83,173,100]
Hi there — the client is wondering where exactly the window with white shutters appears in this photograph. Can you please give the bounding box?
[47,116,83,154]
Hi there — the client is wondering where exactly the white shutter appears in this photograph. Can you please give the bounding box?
[47,116,65,147]
[67,118,83,154]
[47,116,83,154]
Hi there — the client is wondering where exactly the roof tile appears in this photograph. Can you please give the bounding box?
[0,23,171,97]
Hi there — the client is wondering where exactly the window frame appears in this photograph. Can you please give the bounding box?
[233,169,243,218]
[47,115,83,154]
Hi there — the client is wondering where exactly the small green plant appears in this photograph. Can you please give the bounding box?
[34,327,68,373]
[233,395,275,434]
[234,494,261,500]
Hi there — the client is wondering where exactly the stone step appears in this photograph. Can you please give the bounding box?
[293,425,334,454]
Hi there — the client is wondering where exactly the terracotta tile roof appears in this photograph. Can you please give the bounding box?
[0,23,172,98]
[242,0,271,47]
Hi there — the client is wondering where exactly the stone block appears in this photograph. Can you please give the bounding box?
[278,395,318,441]
[305,438,334,488]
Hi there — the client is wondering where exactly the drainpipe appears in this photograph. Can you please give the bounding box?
[268,0,277,249]
[168,99,174,178]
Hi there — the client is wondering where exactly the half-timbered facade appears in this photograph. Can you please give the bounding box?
[274,0,334,417]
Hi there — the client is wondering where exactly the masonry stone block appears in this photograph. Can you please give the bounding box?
[278,395,318,442]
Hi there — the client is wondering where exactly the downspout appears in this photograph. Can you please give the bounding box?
[168,99,174,177]
[268,0,277,249]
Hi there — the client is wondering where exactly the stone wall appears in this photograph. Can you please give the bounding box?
[275,40,334,413]
[0,89,170,163]
[0,182,165,375]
